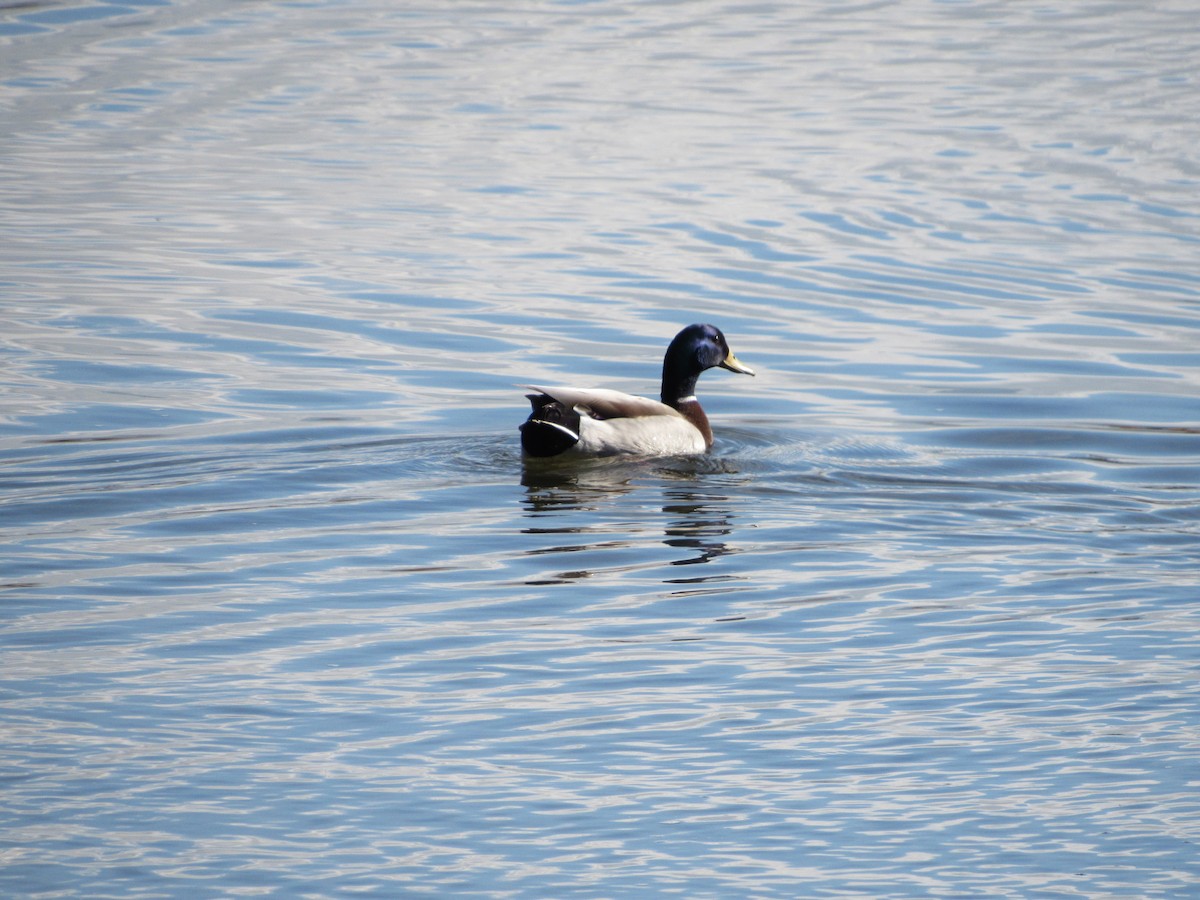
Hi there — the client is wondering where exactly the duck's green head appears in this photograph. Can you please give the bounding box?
[662,323,754,402]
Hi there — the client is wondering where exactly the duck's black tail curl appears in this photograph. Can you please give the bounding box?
[520,394,581,457]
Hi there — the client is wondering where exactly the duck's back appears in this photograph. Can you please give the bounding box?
[525,386,680,421]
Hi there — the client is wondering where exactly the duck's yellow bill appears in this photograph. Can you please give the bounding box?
[720,352,755,376]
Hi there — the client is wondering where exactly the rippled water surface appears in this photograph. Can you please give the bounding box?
[3,1,1199,897]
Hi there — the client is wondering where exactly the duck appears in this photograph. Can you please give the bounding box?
[520,323,755,458]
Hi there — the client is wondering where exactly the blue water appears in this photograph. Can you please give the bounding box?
[3,1,1199,897]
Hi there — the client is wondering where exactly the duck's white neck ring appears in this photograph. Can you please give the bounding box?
[675,395,697,404]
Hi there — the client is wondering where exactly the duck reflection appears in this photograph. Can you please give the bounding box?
[660,490,736,568]
[519,457,744,584]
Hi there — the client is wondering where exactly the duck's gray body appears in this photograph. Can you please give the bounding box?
[521,387,708,457]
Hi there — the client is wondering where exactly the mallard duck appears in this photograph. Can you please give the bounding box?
[520,323,755,458]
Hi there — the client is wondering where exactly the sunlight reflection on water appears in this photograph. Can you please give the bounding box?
[2,0,1199,897]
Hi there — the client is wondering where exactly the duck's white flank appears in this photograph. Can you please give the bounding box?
[524,385,706,457]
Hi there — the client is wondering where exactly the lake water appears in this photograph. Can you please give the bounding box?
[3,0,1199,896]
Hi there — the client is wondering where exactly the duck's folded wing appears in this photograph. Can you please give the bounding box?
[523,386,681,421]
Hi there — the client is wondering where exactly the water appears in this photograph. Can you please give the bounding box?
[2,0,1199,897]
